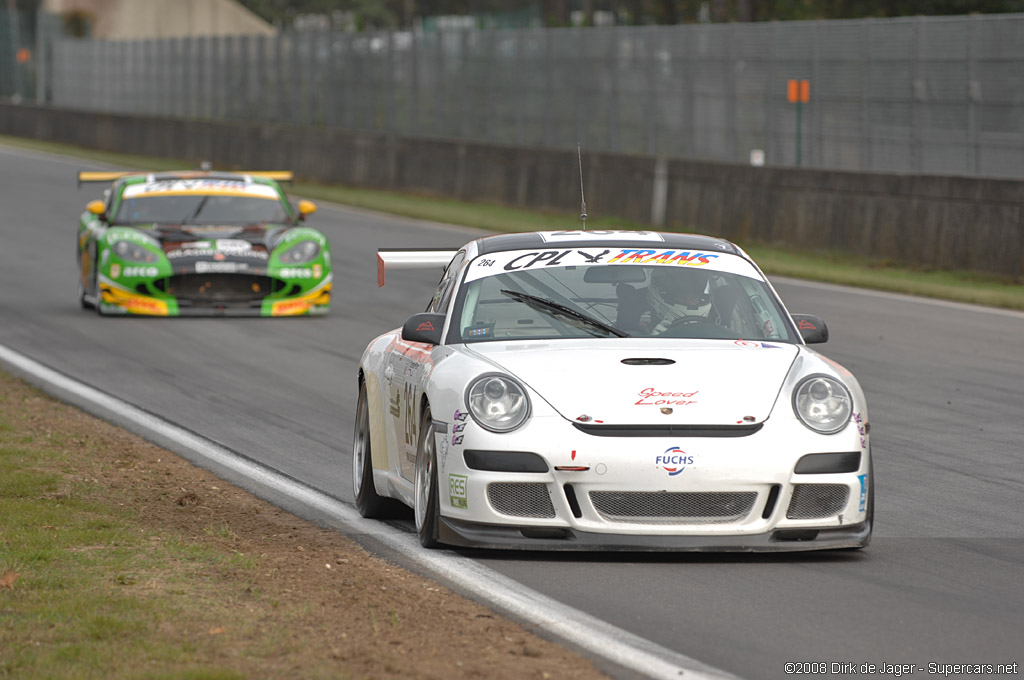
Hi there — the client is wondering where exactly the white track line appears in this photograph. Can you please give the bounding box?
[0,342,738,680]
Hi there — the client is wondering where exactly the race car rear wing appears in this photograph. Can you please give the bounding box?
[77,170,294,185]
[377,248,458,287]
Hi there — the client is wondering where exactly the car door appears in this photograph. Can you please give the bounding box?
[391,250,465,482]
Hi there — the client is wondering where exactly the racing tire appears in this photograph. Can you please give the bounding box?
[414,404,442,548]
[352,382,402,518]
[77,279,93,310]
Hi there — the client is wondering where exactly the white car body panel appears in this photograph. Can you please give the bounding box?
[463,339,798,425]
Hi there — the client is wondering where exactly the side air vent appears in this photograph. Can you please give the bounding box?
[786,484,850,520]
[621,358,676,366]
[487,483,556,518]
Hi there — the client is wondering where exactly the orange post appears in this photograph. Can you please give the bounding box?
[787,80,810,165]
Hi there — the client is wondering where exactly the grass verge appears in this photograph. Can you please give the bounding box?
[4,132,1023,311]
[0,370,609,680]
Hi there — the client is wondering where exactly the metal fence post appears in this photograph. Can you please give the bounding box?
[861,19,872,172]
[966,14,979,175]
[912,16,925,173]
[644,27,656,155]
[684,25,695,157]
[542,28,552,148]
[410,29,420,136]
[811,20,821,167]
[459,29,469,139]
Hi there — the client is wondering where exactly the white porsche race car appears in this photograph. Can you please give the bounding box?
[353,230,872,551]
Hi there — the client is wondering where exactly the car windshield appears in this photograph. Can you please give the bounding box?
[451,248,799,343]
[113,194,290,225]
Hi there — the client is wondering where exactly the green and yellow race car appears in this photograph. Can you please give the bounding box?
[76,169,331,317]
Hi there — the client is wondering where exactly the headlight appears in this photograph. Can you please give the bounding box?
[466,374,531,433]
[280,240,321,264]
[111,239,157,263]
[792,375,852,434]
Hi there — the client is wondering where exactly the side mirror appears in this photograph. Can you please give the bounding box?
[401,313,446,345]
[297,200,317,221]
[87,200,106,220]
[791,314,829,344]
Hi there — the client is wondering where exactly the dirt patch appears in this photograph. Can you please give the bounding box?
[0,372,613,680]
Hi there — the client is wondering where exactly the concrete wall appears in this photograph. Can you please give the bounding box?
[3,102,1022,280]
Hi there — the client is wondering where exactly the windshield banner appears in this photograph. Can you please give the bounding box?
[465,247,764,283]
[123,180,278,198]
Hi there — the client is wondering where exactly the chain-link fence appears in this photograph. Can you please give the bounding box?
[10,11,1024,179]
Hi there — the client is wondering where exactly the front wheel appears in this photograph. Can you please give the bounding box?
[352,382,401,518]
[414,404,441,548]
[77,278,93,309]
[78,252,96,310]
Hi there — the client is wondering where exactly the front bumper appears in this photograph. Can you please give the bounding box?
[438,516,870,552]
[98,274,331,316]
[433,414,872,551]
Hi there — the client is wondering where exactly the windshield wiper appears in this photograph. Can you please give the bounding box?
[499,289,629,338]
[181,196,209,224]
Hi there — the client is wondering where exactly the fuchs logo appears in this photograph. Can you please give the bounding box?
[656,446,693,476]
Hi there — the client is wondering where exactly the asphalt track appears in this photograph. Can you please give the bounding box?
[1,144,1022,680]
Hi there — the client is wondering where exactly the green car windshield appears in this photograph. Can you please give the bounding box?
[113,194,290,225]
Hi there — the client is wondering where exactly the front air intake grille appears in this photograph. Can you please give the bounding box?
[786,484,850,520]
[573,423,763,438]
[166,274,281,304]
[621,358,676,366]
[486,483,555,518]
[589,491,757,525]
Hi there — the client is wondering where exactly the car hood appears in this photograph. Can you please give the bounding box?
[150,224,281,272]
[463,339,799,426]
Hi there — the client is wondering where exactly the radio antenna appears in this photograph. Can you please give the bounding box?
[577,143,588,229]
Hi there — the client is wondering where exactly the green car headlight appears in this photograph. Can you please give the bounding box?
[466,374,531,433]
[112,240,158,263]
[280,240,321,264]
[792,375,852,434]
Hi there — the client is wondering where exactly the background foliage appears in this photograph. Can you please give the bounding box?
[234,0,1024,29]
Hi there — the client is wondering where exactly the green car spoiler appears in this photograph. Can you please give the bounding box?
[77,170,294,186]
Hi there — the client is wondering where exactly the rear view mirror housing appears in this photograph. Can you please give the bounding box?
[86,200,106,220]
[402,313,446,345]
[791,314,829,344]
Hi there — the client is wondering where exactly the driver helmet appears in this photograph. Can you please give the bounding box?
[648,267,712,330]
